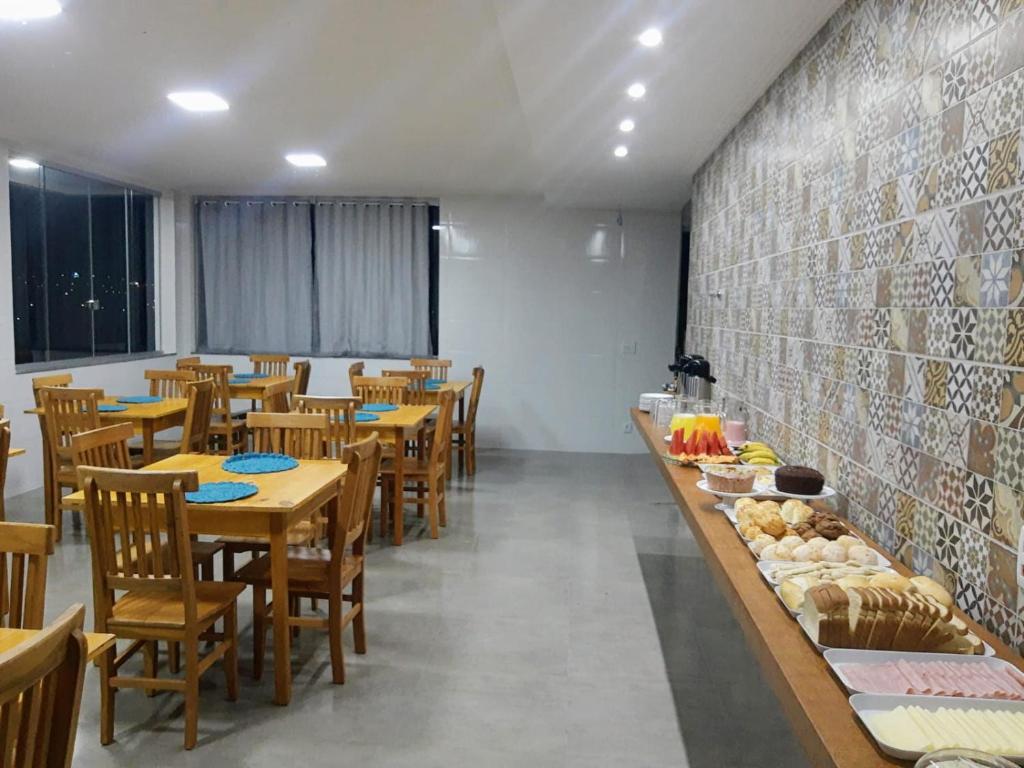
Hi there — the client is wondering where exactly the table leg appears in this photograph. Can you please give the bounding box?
[269,520,291,705]
[143,424,154,466]
[37,416,55,531]
[393,426,404,546]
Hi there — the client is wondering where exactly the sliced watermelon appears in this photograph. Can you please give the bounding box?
[682,431,697,455]
[670,429,684,455]
[715,432,729,455]
[694,430,708,455]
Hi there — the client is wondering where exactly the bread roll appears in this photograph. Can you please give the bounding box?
[868,572,911,591]
[846,545,878,565]
[820,541,846,562]
[750,534,775,555]
[908,575,953,608]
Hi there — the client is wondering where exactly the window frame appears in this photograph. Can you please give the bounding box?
[9,160,162,373]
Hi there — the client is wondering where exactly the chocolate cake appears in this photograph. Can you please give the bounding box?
[775,465,825,495]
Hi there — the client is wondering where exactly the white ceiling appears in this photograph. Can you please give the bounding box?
[0,0,841,210]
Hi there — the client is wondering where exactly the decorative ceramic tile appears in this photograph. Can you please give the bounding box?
[984,192,1021,251]
[987,539,1019,608]
[999,368,1024,428]
[955,256,982,305]
[974,307,1008,363]
[1009,250,1024,306]
[961,142,990,200]
[964,472,996,533]
[950,308,978,357]
[946,361,975,414]
[971,363,1006,421]
[1004,307,1024,364]
[981,250,1013,305]
[958,523,989,586]
[988,130,1021,190]
[992,481,1024,547]
[924,359,949,407]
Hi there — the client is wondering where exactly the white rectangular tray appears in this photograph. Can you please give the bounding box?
[797,613,995,657]
[824,648,1024,697]
[756,559,897,585]
[850,693,1024,762]
[746,537,892,568]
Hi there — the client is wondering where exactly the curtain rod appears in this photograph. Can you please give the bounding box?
[196,195,437,206]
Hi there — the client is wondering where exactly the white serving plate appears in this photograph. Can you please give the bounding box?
[768,485,837,501]
[696,478,762,499]
[638,393,673,412]
[824,649,1024,698]
[755,559,897,585]
[849,693,1024,763]
[797,613,994,657]
[746,537,892,568]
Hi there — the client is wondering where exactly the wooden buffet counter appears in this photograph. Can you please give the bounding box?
[631,407,1021,768]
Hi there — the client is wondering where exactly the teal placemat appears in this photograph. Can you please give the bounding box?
[117,395,162,404]
[186,481,259,503]
[222,453,299,474]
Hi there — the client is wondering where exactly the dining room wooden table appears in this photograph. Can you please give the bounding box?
[26,395,189,526]
[61,452,347,706]
[353,404,435,546]
[0,627,115,663]
[422,380,471,427]
[228,375,295,402]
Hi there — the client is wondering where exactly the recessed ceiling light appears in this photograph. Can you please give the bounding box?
[627,82,646,99]
[8,157,40,170]
[638,28,662,47]
[167,91,229,112]
[614,146,629,158]
[0,0,62,21]
[285,153,326,168]
[619,118,635,133]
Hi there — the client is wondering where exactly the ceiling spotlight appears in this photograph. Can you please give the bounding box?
[0,0,62,21]
[619,118,635,133]
[8,157,40,170]
[638,28,662,47]
[167,91,229,112]
[285,153,326,168]
[627,82,646,99]
[614,146,629,158]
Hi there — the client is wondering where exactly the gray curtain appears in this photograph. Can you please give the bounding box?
[314,202,431,356]
[197,200,313,353]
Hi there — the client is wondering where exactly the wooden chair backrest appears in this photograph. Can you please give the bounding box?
[146,369,196,399]
[40,388,104,466]
[180,379,215,454]
[175,356,201,370]
[188,365,233,422]
[328,434,382,567]
[0,522,55,629]
[31,373,73,408]
[292,361,311,400]
[347,362,365,393]
[70,422,134,471]
[382,369,428,405]
[351,376,407,406]
[430,390,456,473]
[410,358,451,382]
[246,412,329,459]
[260,380,293,414]
[77,466,200,632]
[250,354,290,377]
[0,604,87,768]
[293,396,361,457]
[466,366,485,428]
[0,420,9,521]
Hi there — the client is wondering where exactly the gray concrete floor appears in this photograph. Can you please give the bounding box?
[6,449,808,767]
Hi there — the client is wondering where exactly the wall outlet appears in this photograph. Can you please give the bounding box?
[620,341,638,355]
[623,422,634,434]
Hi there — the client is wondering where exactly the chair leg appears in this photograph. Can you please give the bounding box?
[439,485,448,528]
[223,549,235,580]
[458,435,465,474]
[143,641,158,697]
[290,595,300,639]
[328,593,345,684]
[168,641,180,674]
[379,478,391,539]
[353,573,367,655]
[427,484,440,539]
[223,605,240,701]
[467,435,476,475]
[184,636,200,750]
[252,585,266,681]
[99,646,115,745]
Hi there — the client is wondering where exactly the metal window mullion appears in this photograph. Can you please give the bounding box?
[125,188,132,354]
[39,167,51,362]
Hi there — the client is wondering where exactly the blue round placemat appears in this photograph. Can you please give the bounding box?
[360,403,399,412]
[117,395,162,404]
[347,412,380,422]
[425,383,441,391]
[426,378,445,387]
[222,453,299,474]
[98,404,129,413]
[233,372,269,379]
[185,481,259,504]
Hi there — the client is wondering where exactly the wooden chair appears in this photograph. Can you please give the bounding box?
[130,378,215,464]
[0,522,55,629]
[260,379,293,414]
[31,373,73,407]
[410,358,451,382]
[146,369,196,399]
[238,433,382,684]
[0,419,9,522]
[0,603,88,767]
[347,361,365,394]
[382,369,429,405]
[78,466,242,750]
[293,395,361,458]
[453,366,485,475]
[351,376,407,406]
[189,365,245,455]
[380,390,454,539]
[175,356,201,370]
[40,387,103,541]
[217,413,327,579]
[292,360,311,402]
[250,354,290,377]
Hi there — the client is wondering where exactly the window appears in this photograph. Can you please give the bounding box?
[194,197,439,358]
[9,163,156,367]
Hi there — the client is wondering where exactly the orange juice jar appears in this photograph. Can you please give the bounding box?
[694,412,721,435]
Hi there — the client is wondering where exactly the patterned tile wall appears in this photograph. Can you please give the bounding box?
[687,0,1024,651]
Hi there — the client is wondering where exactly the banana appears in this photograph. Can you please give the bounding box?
[745,457,780,465]
[741,449,778,461]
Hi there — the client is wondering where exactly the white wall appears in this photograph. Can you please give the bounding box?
[439,196,679,452]
[0,141,179,498]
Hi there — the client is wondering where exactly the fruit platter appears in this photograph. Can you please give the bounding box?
[663,426,737,466]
